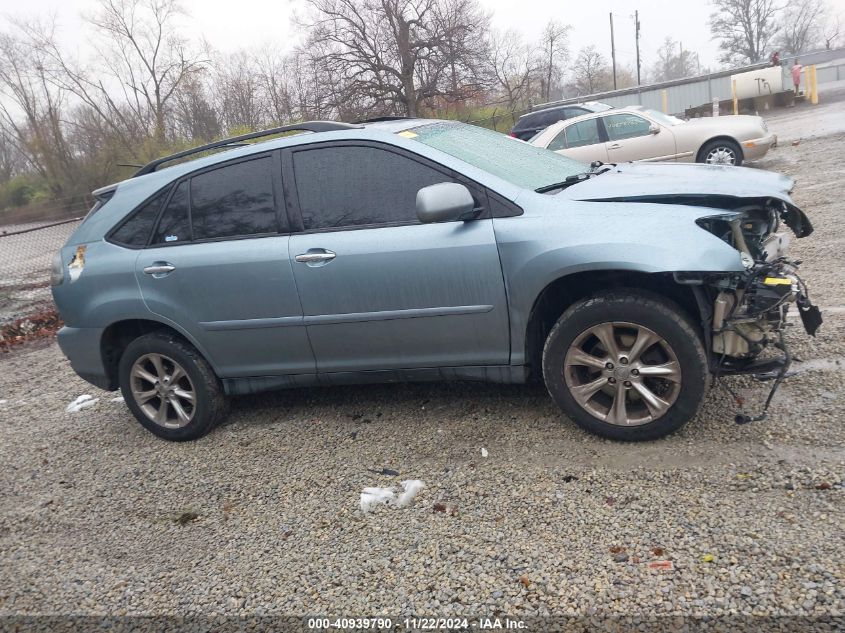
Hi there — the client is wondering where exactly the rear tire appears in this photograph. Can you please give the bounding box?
[698,139,743,166]
[118,332,228,441]
[542,290,709,441]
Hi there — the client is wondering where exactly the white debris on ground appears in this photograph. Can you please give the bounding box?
[110,396,125,403]
[66,395,99,413]
[481,447,489,458]
[359,479,425,513]
[0,399,7,405]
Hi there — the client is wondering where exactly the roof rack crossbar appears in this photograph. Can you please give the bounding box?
[132,121,362,178]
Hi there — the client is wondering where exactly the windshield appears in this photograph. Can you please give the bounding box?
[406,122,586,190]
[644,109,684,126]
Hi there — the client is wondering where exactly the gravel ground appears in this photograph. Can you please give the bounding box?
[1,119,844,630]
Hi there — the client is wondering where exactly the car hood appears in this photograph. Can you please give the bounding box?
[560,162,812,237]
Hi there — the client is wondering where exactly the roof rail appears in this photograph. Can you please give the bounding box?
[132,121,362,178]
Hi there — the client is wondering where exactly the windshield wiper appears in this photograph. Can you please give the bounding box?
[536,161,611,194]
[535,171,596,193]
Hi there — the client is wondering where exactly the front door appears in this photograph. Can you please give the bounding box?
[285,142,510,373]
[135,154,315,378]
[602,113,677,162]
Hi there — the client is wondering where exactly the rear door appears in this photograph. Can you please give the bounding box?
[547,118,609,163]
[284,141,510,373]
[133,153,315,378]
[601,113,677,162]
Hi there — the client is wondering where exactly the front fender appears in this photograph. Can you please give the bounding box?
[493,200,745,365]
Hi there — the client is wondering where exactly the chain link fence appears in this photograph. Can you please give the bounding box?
[0,217,83,327]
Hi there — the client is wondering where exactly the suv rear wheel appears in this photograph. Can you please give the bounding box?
[542,290,708,441]
[118,332,228,441]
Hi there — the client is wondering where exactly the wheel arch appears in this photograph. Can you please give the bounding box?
[100,318,213,390]
[696,135,744,163]
[523,269,704,380]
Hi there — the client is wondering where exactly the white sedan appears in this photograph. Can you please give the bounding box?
[529,105,776,166]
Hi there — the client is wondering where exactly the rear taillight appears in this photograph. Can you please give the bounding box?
[509,132,517,138]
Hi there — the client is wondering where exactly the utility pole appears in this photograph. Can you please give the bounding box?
[635,10,641,86]
[610,13,618,89]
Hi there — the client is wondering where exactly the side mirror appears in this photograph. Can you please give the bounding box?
[649,124,660,134]
[416,182,476,223]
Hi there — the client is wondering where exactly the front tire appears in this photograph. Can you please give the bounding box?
[542,291,709,441]
[698,139,743,166]
[118,332,228,441]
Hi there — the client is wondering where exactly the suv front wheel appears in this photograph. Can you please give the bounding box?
[542,291,709,441]
[118,332,228,441]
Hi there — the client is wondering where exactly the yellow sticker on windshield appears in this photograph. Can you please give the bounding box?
[397,130,418,138]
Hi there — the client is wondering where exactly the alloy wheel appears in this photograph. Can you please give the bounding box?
[129,353,196,428]
[705,146,737,165]
[563,322,682,426]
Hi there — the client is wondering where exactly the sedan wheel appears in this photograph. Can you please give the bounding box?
[563,322,681,426]
[130,353,196,428]
[705,145,737,165]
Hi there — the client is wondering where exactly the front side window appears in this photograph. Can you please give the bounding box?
[152,181,190,245]
[293,145,449,230]
[190,157,278,240]
[565,119,602,148]
[604,113,652,141]
[111,187,170,247]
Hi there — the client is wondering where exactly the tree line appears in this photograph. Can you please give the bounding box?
[0,0,840,215]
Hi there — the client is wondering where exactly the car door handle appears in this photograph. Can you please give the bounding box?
[295,249,336,264]
[608,143,621,149]
[143,262,176,276]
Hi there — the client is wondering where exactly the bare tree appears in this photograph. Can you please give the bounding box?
[652,37,698,81]
[300,0,490,117]
[536,20,570,102]
[776,0,826,54]
[710,0,781,65]
[85,0,206,143]
[213,51,266,133]
[822,12,842,50]
[486,29,535,115]
[570,45,611,95]
[0,27,78,199]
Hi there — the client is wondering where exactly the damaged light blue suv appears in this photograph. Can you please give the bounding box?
[51,119,821,442]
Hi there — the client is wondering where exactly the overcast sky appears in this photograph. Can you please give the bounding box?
[2,0,845,76]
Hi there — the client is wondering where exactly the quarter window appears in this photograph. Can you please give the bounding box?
[604,113,652,141]
[293,145,449,230]
[190,157,278,240]
[111,187,170,247]
[152,181,190,245]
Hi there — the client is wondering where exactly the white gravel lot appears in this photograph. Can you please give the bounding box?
[0,115,844,630]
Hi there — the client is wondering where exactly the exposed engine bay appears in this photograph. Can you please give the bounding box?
[679,198,822,422]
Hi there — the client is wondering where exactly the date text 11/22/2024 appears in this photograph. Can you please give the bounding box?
[307,617,528,630]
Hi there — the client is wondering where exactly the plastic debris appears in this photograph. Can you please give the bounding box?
[648,560,675,571]
[396,479,425,507]
[701,554,715,563]
[480,447,489,458]
[110,396,125,403]
[66,395,99,413]
[0,400,7,405]
[359,480,425,513]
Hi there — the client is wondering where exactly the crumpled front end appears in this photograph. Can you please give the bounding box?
[678,198,822,421]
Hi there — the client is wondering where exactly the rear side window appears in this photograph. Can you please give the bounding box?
[564,119,602,148]
[110,187,170,247]
[293,146,448,230]
[153,181,190,244]
[190,157,277,240]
